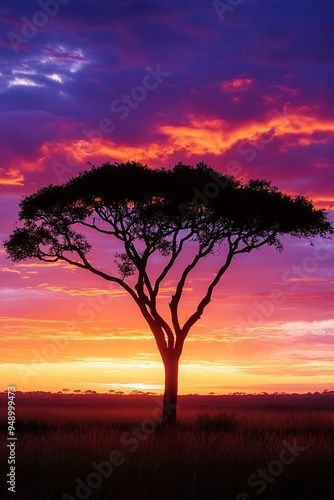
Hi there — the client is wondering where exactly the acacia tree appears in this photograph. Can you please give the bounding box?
[5,162,333,425]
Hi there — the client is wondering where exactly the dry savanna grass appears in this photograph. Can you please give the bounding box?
[0,393,333,499]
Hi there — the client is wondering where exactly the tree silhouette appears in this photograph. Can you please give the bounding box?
[4,161,333,426]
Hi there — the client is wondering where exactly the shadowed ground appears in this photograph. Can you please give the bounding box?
[0,392,333,499]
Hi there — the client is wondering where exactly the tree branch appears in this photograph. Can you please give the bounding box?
[169,239,216,335]
[181,233,276,338]
[181,250,234,338]
[153,229,194,296]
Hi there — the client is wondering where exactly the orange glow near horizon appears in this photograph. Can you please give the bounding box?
[2,269,334,395]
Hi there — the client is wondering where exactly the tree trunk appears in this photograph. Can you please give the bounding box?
[161,351,179,427]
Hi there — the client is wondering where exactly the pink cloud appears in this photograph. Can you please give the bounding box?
[221,78,253,93]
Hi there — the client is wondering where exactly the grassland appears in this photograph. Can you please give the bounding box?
[0,392,333,499]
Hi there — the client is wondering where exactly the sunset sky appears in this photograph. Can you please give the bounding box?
[1,0,334,395]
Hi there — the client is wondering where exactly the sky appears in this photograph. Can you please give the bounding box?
[0,0,334,395]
